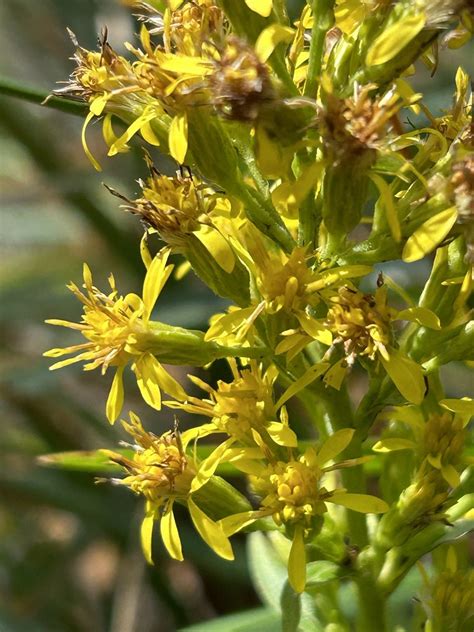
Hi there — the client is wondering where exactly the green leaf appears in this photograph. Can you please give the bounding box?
[37,449,128,472]
[305,561,342,587]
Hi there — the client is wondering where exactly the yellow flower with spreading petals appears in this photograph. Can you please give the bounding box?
[219,428,388,593]
[167,360,301,491]
[102,412,234,563]
[44,250,186,423]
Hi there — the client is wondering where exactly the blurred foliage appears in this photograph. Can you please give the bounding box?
[0,1,472,631]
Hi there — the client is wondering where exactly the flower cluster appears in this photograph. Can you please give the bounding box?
[44,0,472,626]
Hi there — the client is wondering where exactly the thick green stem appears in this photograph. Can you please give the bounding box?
[355,572,387,632]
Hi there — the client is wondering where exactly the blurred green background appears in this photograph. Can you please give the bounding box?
[0,1,472,631]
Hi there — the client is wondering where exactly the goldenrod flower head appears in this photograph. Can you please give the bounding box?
[422,411,466,472]
[103,412,234,563]
[44,250,187,422]
[325,285,394,363]
[253,448,325,530]
[220,429,387,592]
[374,399,473,488]
[210,35,274,121]
[168,360,280,444]
[164,0,227,55]
[106,412,193,504]
[57,30,138,107]
[126,167,214,246]
[420,548,474,632]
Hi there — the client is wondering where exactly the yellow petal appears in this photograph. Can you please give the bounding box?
[318,428,355,465]
[255,24,295,63]
[106,366,125,424]
[152,362,187,401]
[142,248,172,321]
[380,348,425,404]
[267,422,298,447]
[219,510,262,536]
[276,363,329,408]
[296,312,333,345]
[140,232,153,270]
[89,94,108,116]
[328,493,389,513]
[370,173,401,242]
[288,526,306,593]
[81,111,102,172]
[195,226,235,273]
[402,207,458,262]
[366,13,426,66]
[191,438,235,492]
[108,108,157,156]
[160,506,183,561]
[141,510,155,565]
[140,120,161,146]
[441,464,460,488]
[133,354,163,410]
[245,0,272,18]
[397,307,441,329]
[102,113,119,148]
[372,438,416,452]
[169,112,188,164]
[323,359,347,390]
[204,306,258,341]
[188,497,234,560]
[440,398,474,415]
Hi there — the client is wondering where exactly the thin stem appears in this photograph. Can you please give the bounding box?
[303,0,335,98]
[0,75,87,116]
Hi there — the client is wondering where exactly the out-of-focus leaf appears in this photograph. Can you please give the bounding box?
[0,75,88,115]
[280,581,301,632]
[247,532,322,632]
[179,607,280,631]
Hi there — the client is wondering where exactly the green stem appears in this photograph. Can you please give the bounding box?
[0,75,87,116]
[303,0,335,98]
[303,379,369,548]
[355,572,387,632]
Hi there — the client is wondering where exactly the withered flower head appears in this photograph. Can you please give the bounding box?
[210,35,275,121]
[320,85,402,162]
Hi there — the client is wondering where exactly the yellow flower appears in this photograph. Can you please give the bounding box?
[419,547,474,632]
[219,429,387,592]
[373,398,473,487]
[102,412,234,563]
[206,227,371,348]
[325,285,395,363]
[167,360,298,490]
[44,250,186,423]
